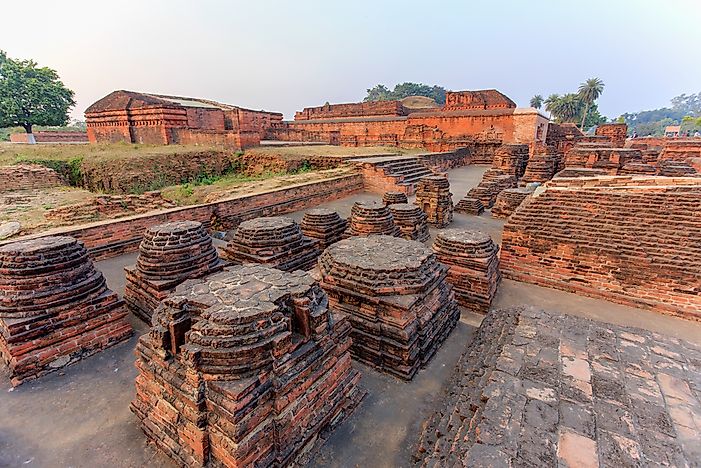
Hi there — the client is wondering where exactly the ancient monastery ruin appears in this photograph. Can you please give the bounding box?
[1,84,700,467]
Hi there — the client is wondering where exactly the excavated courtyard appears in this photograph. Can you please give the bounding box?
[1,166,699,467]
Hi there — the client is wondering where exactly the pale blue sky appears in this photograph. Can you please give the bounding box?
[1,0,699,120]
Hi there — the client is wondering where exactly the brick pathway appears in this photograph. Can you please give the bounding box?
[416,306,701,467]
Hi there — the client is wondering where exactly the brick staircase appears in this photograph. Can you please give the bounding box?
[351,155,435,195]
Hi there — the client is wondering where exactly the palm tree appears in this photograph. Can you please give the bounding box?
[530,95,544,109]
[578,77,605,130]
[544,94,561,116]
[559,94,583,123]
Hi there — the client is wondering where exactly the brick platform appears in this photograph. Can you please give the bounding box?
[300,208,348,251]
[221,216,320,271]
[467,169,517,209]
[318,236,459,379]
[124,221,224,322]
[344,201,401,237]
[501,176,701,320]
[382,191,408,206]
[491,187,534,218]
[416,306,701,467]
[388,203,430,242]
[432,229,501,313]
[415,176,453,228]
[0,236,132,386]
[454,197,485,215]
[131,264,363,467]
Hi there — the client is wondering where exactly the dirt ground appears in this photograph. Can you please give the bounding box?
[2,166,700,468]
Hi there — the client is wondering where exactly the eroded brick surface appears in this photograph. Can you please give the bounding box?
[415,306,701,467]
[131,264,363,467]
[414,176,453,228]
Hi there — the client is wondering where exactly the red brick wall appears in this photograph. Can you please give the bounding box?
[294,101,404,120]
[595,123,627,147]
[501,176,701,320]
[186,107,226,131]
[0,175,363,260]
[9,132,88,143]
[0,164,63,192]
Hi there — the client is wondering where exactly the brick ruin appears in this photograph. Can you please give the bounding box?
[131,264,363,466]
[595,123,628,147]
[467,169,517,209]
[501,176,701,319]
[0,164,63,192]
[454,197,485,216]
[388,203,430,242]
[318,236,459,379]
[0,236,132,386]
[382,191,408,205]
[124,221,224,322]
[416,306,701,466]
[300,208,348,251]
[344,201,401,237]
[221,216,320,271]
[414,176,453,228]
[432,230,501,313]
[491,187,534,218]
[268,90,549,152]
[85,90,282,149]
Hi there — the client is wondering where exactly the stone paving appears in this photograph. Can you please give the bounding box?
[416,306,701,467]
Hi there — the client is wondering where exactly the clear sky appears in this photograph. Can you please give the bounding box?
[1,0,699,120]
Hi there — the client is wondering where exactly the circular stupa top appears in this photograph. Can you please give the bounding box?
[232,216,303,247]
[319,235,442,296]
[433,229,498,259]
[157,264,326,377]
[388,203,421,213]
[0,235,107,318]
[304,208,337,217]
[137,220,219,280]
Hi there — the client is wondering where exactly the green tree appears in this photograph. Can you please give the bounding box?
[530,94,543,109]
[544,94,561,115]
[0,51,75,133]
[364,82,447,104]
[577,77,605,130]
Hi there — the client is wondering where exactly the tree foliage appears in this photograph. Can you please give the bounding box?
[543,92,606,128]
[529,95,543,109]
[0,51,75,133]
[364,82,447,104]
[578,77,605,130]
[620,92,701,136]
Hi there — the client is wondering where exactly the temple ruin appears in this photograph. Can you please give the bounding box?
[318,236,459,379]
[0,236,132,385]
[131,264,363,466]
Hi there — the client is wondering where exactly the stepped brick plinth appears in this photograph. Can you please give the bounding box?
[467,169,516,208]
[124,221,224,322]
[454,197,484,215]
[620,162,657,175]
[344,201,400,237]
[501,176,701,319]
[0,236,132,386]
[221,216,320,271]
[657,160,699,177]
[491,144,529,178]
[491,187,533,218]
[388,203,430,242]
[318,236,459,379]
[554,167,608,178]
[414,176,453,228]
[300,208,348,250]
[131,264,363,467]
[520,153,558,184]
[432,230,500,313]
[383,191,408,205]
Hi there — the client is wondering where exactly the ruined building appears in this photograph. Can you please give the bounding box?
[132,264,363,467]
[268,90,549,152]
[85,90,282,148]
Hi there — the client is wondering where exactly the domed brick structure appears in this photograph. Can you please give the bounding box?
[318,236,459,379]
[388,203,430,242]
[221,216,320,271]
[132,264,363,467]
[454,197,485,216]
[300,208,348,251]
[382,191,408,206]
[344,201,400,238]
[414,176,453,228]
[432,229,501,313]
[124,221,224,322]
[491,187,534,219]
[0,236,132,386]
